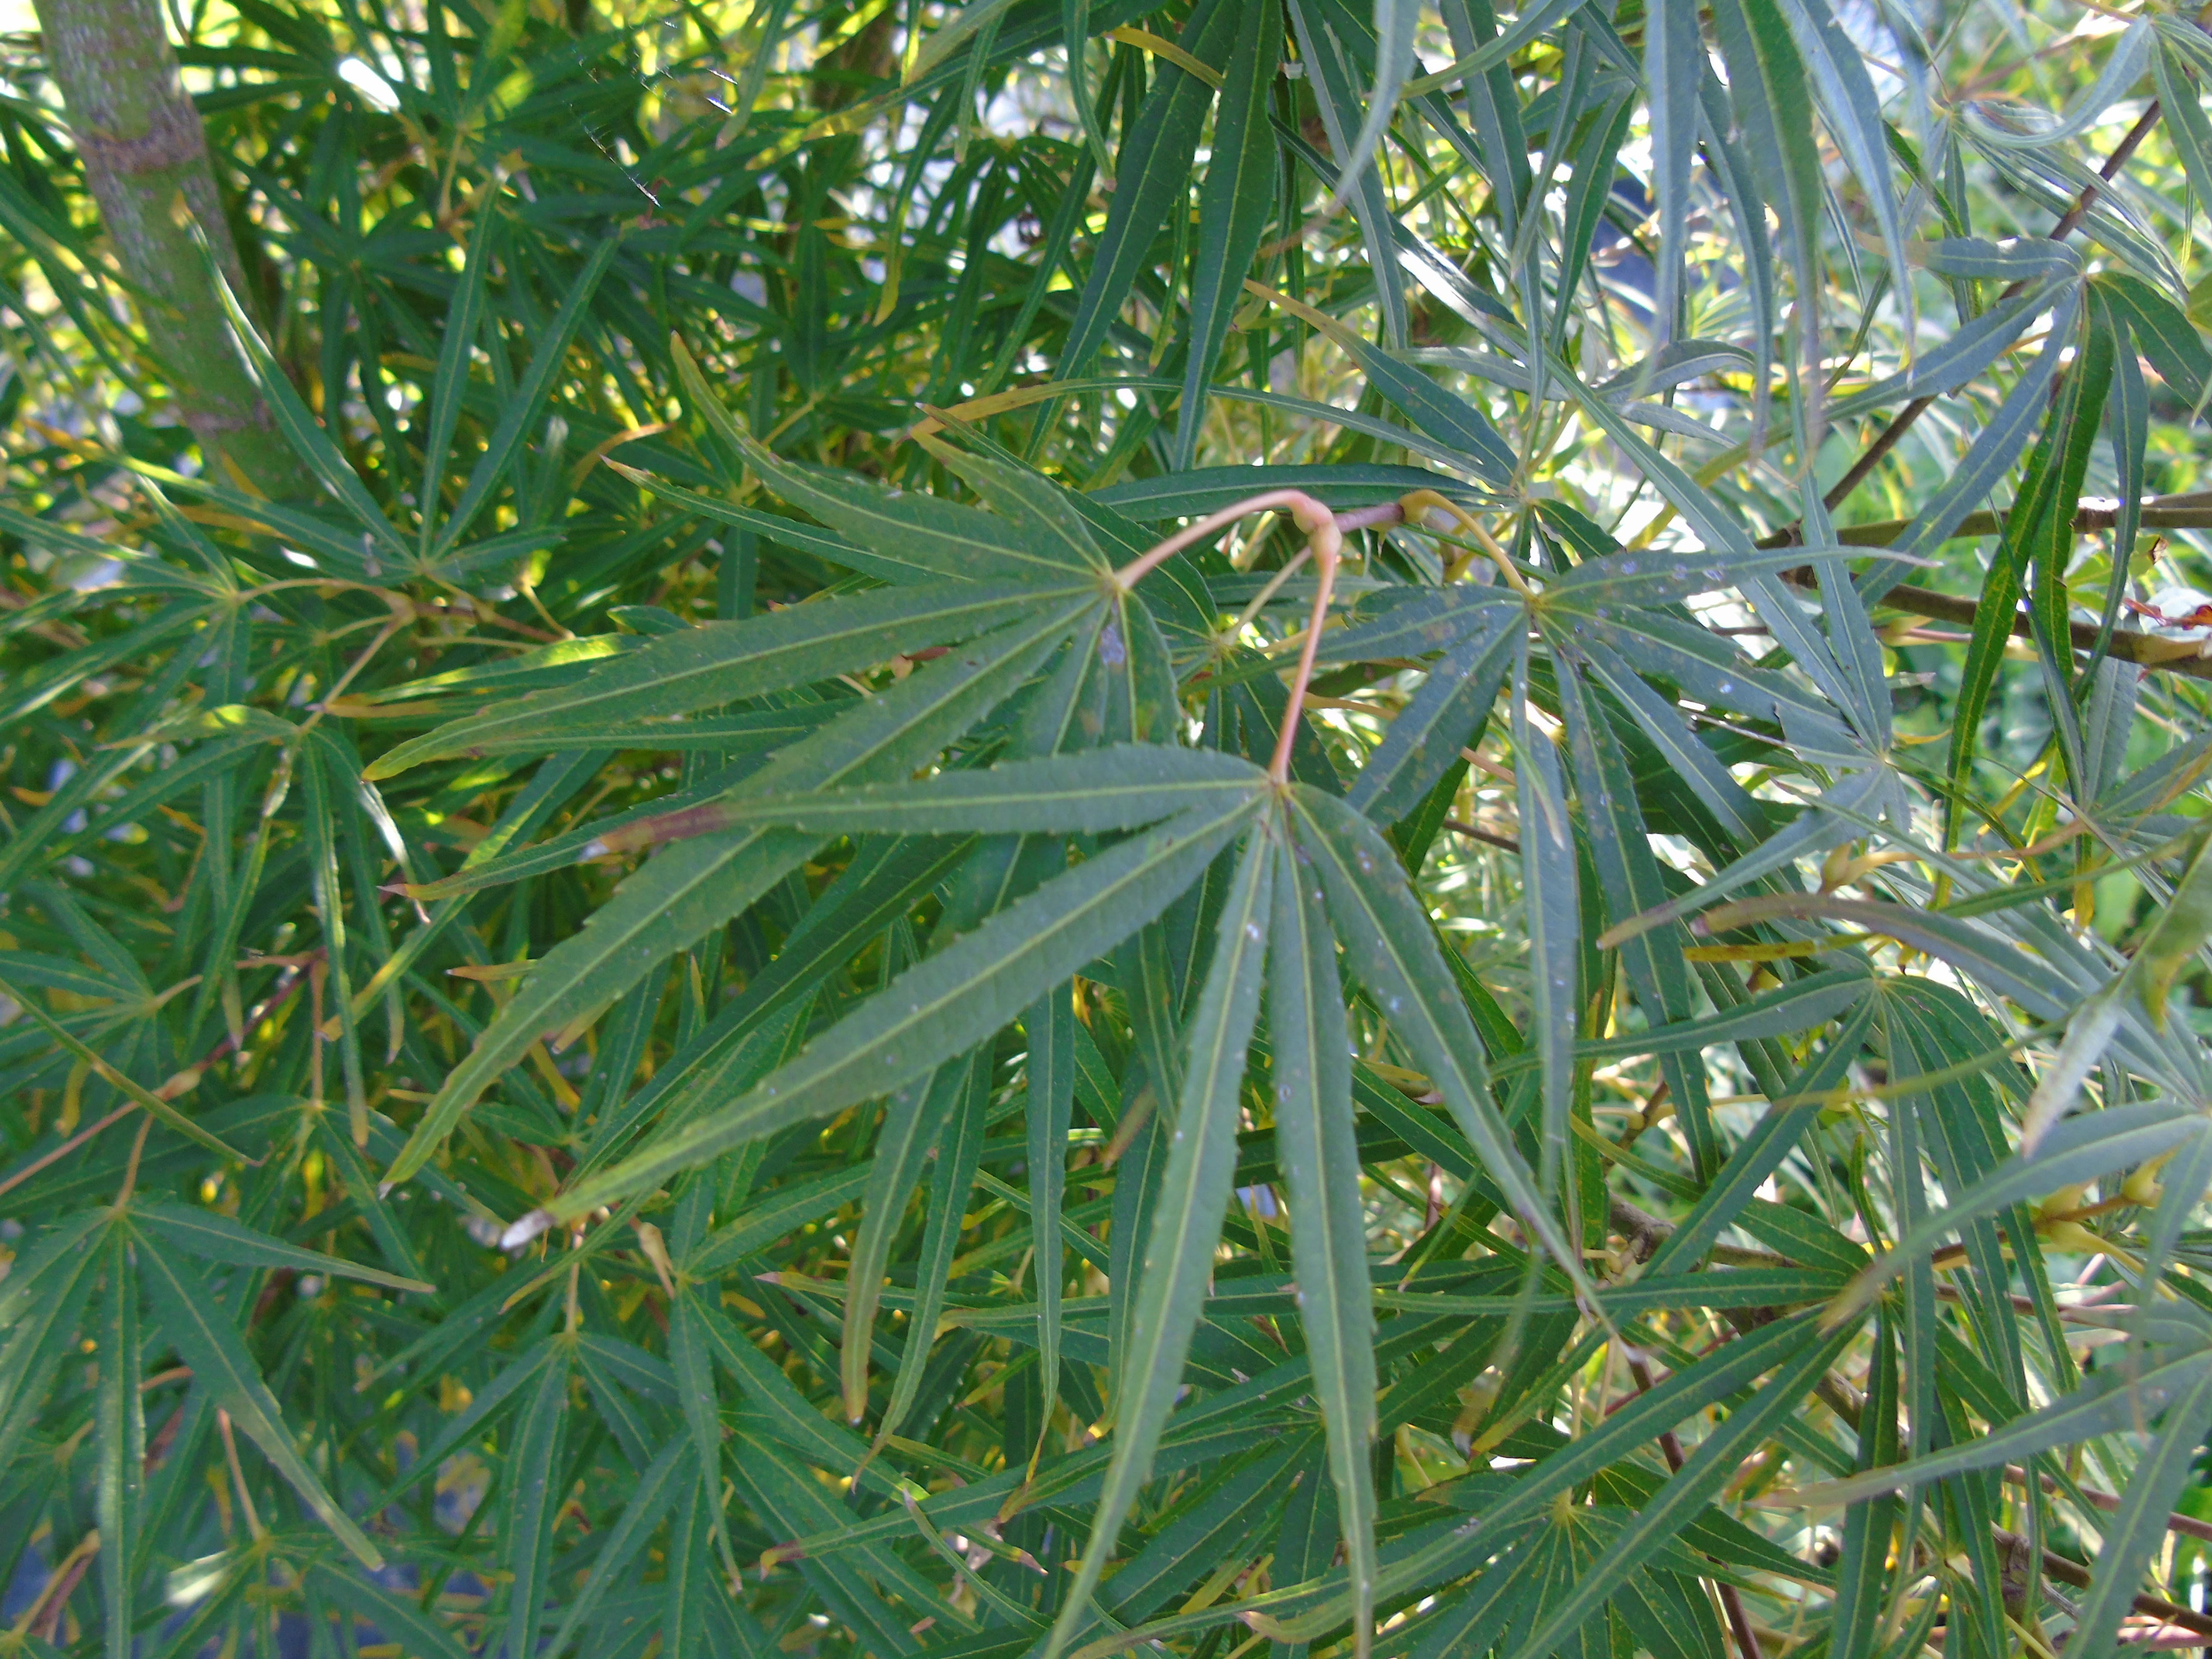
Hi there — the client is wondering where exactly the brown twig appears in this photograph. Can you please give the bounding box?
[1442,817,1521,852]
[0,1102,138,1201]
[1857,580,2212,683]
[2003,1464,2212,1546]
[1607,1197,1866,1429]
[18,1530,98,1641]
[1820,394,1940,522]
[2046,100,2162,243]
[2002,1528,2212,1640]
[216,1407,267,1540]
[1761,493,2212,550]
[144,1392,187,1474]
[1610,1195,1677,1264]
[1626,1352,1768,1659]
[215,950,319,1060]
[0,943,320,1199]
[1808,101,2163,525]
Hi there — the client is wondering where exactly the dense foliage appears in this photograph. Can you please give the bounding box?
[9,0,2212,1654]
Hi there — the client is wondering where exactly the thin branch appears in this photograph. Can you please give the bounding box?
[1441,816,1520,853]
[1763,493,2212,550]
[1859,580,2212,683]
[1818,392,1939,520]
[0,1102,137,1202]
[21,1531,97,1642]
[1809,100,2163,523]
[2004,1528,2212,1640]
[1629,1353,1766,1659]
[2003,1465,2212,1547]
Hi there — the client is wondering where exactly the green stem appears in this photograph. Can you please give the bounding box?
[33,0,313,498]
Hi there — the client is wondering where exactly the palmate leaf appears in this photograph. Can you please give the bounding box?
[873,1048,987,1444]
[770,1367,1299,1570]
[435,238,620,559]
[0,970,249,1164]
[499,1338,572,1659]
[1770,0,1914,345]
[0,1234,104,1552]
[608,460,955,586]
[1025,982,1078,1454]
[485,741,1593,1658]
[1555,654,1720,1177]
[1867,281,2086,602]
[309,1563,473,1659]
[134,1199,433,1293]
[593,842,969,1170]
[200,237,413,571]
[1646,0,1703,341]
[1265,283,1517,485]
[381,598,1094,1183]
[1343,600,1518,822]
[729,1424,954,1649]
[2068,1367,2212,1659]
[538,1440,688,1657]
[1815,1326,2212,1513]
[1379,1264,1850,1320]
[920,434,1111,564]
[1409,1502,1735,1659]
[396,750,770,902]
[1287,0,1408,348]
[659,1486,721,1659]
[19,0,2212,1650]
[516,791,1264,1233]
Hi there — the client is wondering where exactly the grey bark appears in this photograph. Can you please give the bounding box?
[33,0,313,498]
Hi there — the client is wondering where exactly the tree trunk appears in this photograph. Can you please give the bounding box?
[33,0,312,498]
